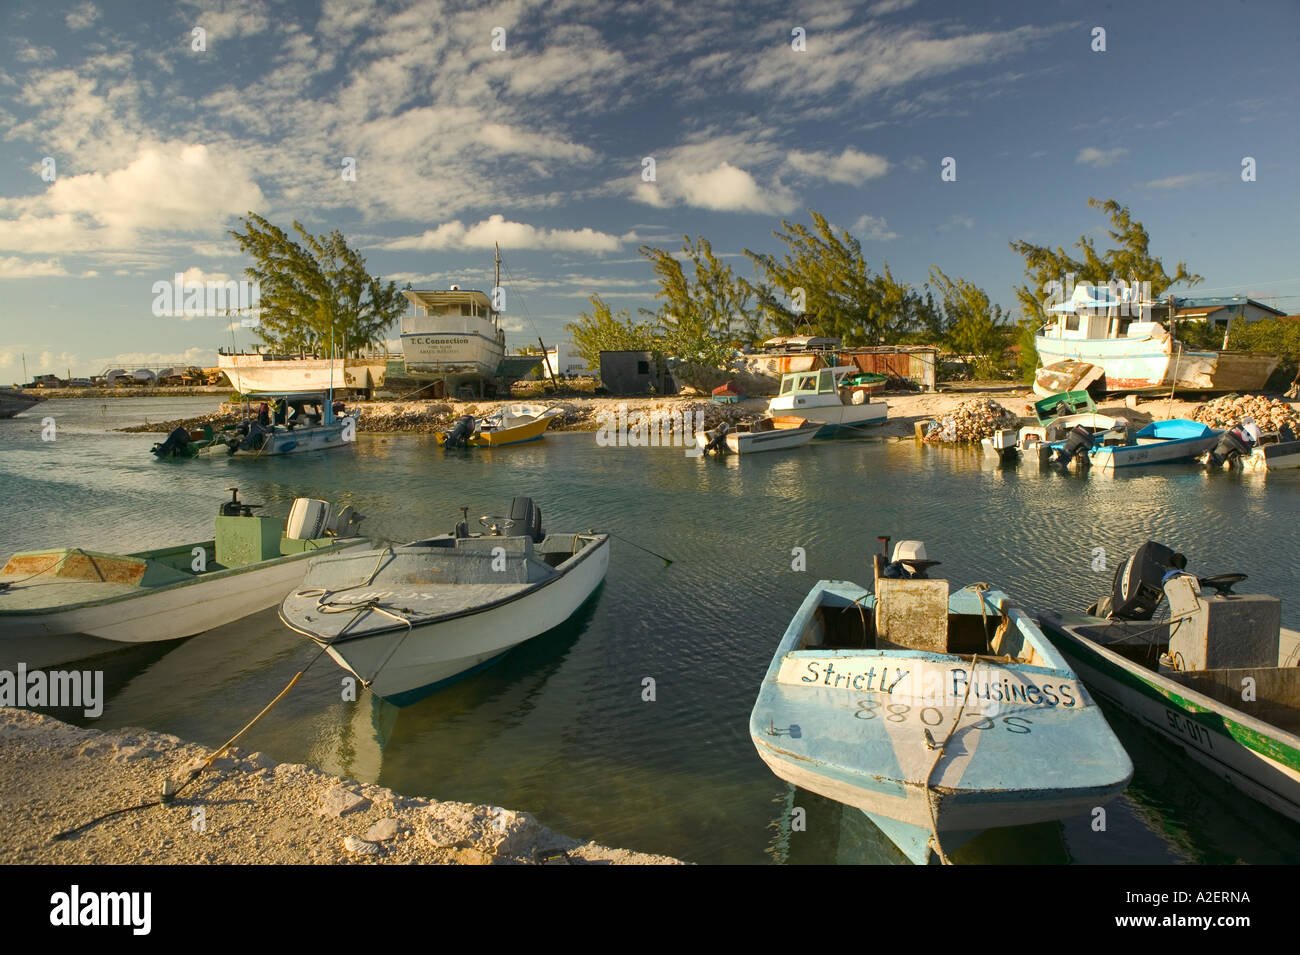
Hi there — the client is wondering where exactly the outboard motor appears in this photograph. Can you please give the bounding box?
[1206,425,1255,468]
[444,414,476,449]
[1053,425,1095,469]
[1091,541,1186,620]
[509,496,544,543]
[151,426,193,459]
[881,540,942,579]
[702,422,730,455]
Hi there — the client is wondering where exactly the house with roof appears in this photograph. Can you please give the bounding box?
[1171,295,1285,329]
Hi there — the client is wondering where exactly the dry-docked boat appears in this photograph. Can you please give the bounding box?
[749,538,1132,864]
[1039,541,1300,823]
[766,367,887,437]
[0,387,45,419]
[1037,284,1278,394]
[280,497,610,705]
[0,490,368,668]
[436,404,561,448]
[696,415,820,455]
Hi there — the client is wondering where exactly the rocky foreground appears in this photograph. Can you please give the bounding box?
[0,710,681,865]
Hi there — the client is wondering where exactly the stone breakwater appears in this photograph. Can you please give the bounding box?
[0,709,681,865]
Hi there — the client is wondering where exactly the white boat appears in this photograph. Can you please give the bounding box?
[200,392,356,456]
[1016,390,1126,449]
[0,388,45,419]
[696,415,820,455]
[0,491,369,668]
[1085,419,1219,470]
[767,367,887,437]
[1039,541,1300,823]
[218,352,391,395]
[280,497,610,705]
[1242,434,1300,471]
[400,274,505,378]
[750,538,1132,864]
[1037,284,1279,393]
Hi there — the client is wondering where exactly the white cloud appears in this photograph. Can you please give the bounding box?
[937,215,975,232]
[677,162,794,214]
[384,215,622,253]
[852,215,899,241]
[1076,147,1128,167]
[787,148,890,185]
[65,2,101,29]
[0,256,71,278]
[178,0,271,40]
[867,0,920,14]
[1143,172,1215,189]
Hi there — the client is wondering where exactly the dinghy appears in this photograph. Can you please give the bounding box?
[437,404,561,448]
[200,392,356,457]
[1039,540,1300,822]
[1086,418,1219,470]
[0,490,368,667]
[279,497,609,705]
[696,415,819,455]
[749,538,1131,864]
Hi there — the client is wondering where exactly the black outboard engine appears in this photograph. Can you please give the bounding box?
[151,426,192,459]
[1052,425,1095,469]
[1206,426,1255,468]
[702,422,730,455]
[509,496,544,542]
[444,415,476,449]
[1092,541,1187,620]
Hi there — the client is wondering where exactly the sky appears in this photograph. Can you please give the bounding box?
[1,0,1298,381]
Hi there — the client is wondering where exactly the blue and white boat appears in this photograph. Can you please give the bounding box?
[766,367,887,437]
[749,539,1132,864]
[1085,418,1219,470]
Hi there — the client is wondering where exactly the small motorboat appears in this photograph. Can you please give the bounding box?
[749,537,1132,864]
[0,490,368,668]
[151,424,222,459]
[696,415,819,455]
[766,367,887,437]
[0,387,45,419]
[437,404,561,448]
[1085,418,1220,470]
[200,392,357,457]
[1017,390,1126,449]
[279,497,609,704]
[1039,540,1300,822]
[1201,420,1300,472]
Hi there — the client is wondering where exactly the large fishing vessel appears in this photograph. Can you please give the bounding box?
[1036,284,1279,394]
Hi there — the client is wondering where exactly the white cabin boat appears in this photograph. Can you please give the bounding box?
[767,367,887,437]
[1037,285,1278,394]
[401,286,505,379]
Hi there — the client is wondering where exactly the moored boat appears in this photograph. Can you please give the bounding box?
[0,387,45,419]
[696,415,819,455]
[1039,540,1300,823]
[200,392,356,456]
[279,497,610,705]
[1086,418,1219,470]
[436,404,561,448]
[749,538,1132,864]
[0,490,368,667]
[766,367,887,437]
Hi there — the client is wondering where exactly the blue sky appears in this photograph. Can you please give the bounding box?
[1,0,1298,380]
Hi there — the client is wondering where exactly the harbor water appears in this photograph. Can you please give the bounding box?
[3,397,1299,864]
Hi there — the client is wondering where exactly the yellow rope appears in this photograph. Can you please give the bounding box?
[922,653,978,865]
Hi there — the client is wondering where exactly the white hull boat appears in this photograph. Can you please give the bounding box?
[767,367,887,437]
[217,353,390,394]
[0,491,368,667]
[280,497,609,705]
[1244,437,1300,472]
[696,416,819,455]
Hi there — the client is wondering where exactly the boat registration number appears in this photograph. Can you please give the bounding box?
[1164,708,1215,750]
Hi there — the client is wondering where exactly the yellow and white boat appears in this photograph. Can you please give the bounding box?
[437,404,562,448]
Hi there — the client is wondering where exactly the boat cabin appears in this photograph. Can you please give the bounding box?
[1042,284,1171,341]
[401,288,501,333]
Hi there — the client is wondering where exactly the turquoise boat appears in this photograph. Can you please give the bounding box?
[749,539,1132,864]
[1086,418,1220,470]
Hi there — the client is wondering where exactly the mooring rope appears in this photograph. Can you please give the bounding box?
[922,653,979,866]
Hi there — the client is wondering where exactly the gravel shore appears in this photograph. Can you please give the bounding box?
[0,709,682,865]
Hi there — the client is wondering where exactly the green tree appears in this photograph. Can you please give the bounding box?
[1009,198,1203,379]
[745,210,933,345]
[927,267,1011,379]
[564,295,658,369]
[638,236,760,366]
[230,213,407,353]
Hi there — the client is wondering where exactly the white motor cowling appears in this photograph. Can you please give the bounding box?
[286,498,331,540]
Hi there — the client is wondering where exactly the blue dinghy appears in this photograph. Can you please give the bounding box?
[1042,418,1220,471]
[749,539,1132,864]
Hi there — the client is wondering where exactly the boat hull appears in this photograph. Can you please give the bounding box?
[0,539,369,665]
[766,399,888,437]
[287,536,610,703]
[201,419,356,456]
[1244,439,1300,472]
[1089,434,1219,470]
[400,328,504,378]
[217,355,389,394]
[1036,334,1279,394]
[1039,613,1300,824]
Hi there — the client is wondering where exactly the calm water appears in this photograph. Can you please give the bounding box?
[3,397,1299,864]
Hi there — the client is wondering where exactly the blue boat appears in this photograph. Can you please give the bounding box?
[1041,417,1220,471]
[749,539,1132,864]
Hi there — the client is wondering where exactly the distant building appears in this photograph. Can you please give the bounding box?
[1172,296,1285,329]
[541,343,589,377]
[598,350,675,395]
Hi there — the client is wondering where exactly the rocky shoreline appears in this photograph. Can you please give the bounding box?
[0,709,681,865]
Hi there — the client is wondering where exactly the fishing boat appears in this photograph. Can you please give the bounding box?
[279,497,610,705]
[1038,540,1300,823]
[1085,419,1219,470]
[1037,284,1279,394]
[766,367,887,437]
[200,392,356,456]
[696,416,819,455]
[436,404,561,448]
[0,388,45,419]
[1243,435,1300,472]
[217,351,391,396]
[749,538,1132,864]
[0,490,368,668]
[1017,390,1127,451]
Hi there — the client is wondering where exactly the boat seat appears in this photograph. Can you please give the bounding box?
[874,577,950,653]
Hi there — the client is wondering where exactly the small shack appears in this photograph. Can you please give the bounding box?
[599,350,675,395]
